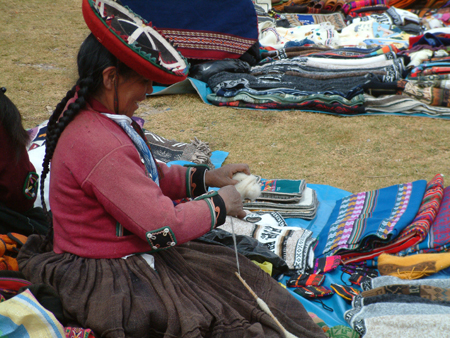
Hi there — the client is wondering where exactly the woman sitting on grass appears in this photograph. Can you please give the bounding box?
[17,32,326,338]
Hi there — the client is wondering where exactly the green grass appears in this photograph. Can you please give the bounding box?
[2,0,450,194]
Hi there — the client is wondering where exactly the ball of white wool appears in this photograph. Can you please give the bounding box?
[233,173,262,201]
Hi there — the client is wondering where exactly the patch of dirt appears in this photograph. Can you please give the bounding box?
[15,63,66,71]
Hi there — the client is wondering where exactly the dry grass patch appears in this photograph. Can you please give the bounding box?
[139,96,450,193]
[3,0,450,194]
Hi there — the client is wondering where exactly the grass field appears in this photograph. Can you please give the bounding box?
[2,0,449,193]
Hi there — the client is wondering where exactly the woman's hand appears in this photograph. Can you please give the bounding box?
[218,186,247,219]
[206,164,250,219]
[205,163,250,188]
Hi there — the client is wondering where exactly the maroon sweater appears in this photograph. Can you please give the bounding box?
[51,101,224,258]
[0,124,37,213]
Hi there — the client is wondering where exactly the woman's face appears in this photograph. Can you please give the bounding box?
[117,74,153,117]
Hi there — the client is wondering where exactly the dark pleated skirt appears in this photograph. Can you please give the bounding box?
[18,235,326,338]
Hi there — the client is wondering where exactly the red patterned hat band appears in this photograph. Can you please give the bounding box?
[82,0,189,84]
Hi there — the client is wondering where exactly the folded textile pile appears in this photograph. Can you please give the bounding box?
[242,178,319,219]
[260,44,334,59]
[344,276,450,337]
[182,2,450,116]
[368,31,450,103]
[361,274,450,290]
[404,185,450,254]
[258,10,414,48]
[340,173,444,263]
[347,7,422,35]
[364,93,450,116]
[206,37,410,113]
[397,39,450,108]
[244,187,319,219]
[315,178,428,260]
[206,61,368,114]
[283,12,348,31]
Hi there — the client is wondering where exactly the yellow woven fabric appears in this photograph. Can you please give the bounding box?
[378,252,450,279]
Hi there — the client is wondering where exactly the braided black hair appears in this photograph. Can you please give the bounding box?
[40,33,134,246]
[0,87,31,159]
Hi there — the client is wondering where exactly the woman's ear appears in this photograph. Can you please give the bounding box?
[102,66,117,91]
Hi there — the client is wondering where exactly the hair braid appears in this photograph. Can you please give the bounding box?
[39,86,76,213]
[46,87,76,134]
[39,77,94,248]
[38,33,134,250]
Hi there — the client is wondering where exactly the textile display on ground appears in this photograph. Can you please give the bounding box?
[148,3,450,119]
[13,126,450,336]
[9,2,450,335]
[19,127,358,335]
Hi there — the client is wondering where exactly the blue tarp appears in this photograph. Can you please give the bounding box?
[167,153,450,329]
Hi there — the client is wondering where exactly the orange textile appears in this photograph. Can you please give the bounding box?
[0,233,28,271]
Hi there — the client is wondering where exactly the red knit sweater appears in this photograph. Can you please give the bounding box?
[51,102,218,258]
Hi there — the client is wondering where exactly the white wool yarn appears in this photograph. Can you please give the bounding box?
[233,173,262,201]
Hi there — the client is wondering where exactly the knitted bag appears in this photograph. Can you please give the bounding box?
[294,285,335,311]
[293,285,334,298]
[313,256,341,274]
[286,273,325,287]
[330,283,360,302]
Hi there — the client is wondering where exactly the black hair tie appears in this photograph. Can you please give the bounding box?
[0,87,6,94]
[310,299,334,312]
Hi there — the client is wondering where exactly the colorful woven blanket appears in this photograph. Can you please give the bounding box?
[409,185,450,254]
[341,174,444,263]
[315,179,427,259]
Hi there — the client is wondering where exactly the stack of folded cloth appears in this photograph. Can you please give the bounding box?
[400,48,450,109]
[344,275,450,337]
[243,178,319,219]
